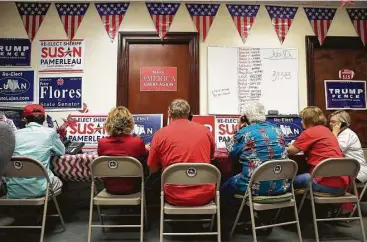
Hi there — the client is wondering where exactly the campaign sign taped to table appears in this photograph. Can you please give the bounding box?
[266,115,303,144]
[132,114,163,145]
[0,71,34,103]
[0,38,31,66]
[324,80,367,110]
[39,77,82,110]
[215,116,239,152]
[191,115,215,138]
[39,40,85,72]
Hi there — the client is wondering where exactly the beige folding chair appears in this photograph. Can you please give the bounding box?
[229,159,302,242]
[160,163,221,242]
[0,157,66,242]
[297,158,366,242]
[87,156,147,242]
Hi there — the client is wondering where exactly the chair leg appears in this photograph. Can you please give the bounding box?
[216,195,221,242]
[350,184,367,218]
[249,202,257,242]
[356,200,367,242]
[87,186,95,242]
[144,198,149,231]
[39,194,49,242]
[96,205,105,232]
[52,196,66,231]
[160,195,164,242]
[230,197,246,236]
[298,191,308,214]
[310,198,320,242]
[209,214,215,232]
[140,201,144,242]
[293,204,303,242]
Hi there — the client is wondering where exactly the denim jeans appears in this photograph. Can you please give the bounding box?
[294,173,345,194]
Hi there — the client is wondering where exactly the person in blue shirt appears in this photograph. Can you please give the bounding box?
[220,102,289,234]
[6,104,65,199]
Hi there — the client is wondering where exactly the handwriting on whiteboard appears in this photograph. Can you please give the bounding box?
[212,88,230,98]
[265,49,295,60]
[272,71,292,81]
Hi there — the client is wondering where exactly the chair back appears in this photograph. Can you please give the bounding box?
[90,156,143,179]
[4,156,50,183]
[363,149,367,161]
[249,159,298,184]
[311,158,360,178]
[161,163,221,190]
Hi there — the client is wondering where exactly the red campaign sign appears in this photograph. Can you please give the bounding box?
[140,67,177,91]
[191,115,215,138]
[338,69,355,80]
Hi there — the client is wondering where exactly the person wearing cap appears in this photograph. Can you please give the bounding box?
[5,104,65,199]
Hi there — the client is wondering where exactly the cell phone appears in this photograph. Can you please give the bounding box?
[240,115,249,125]
[188,113,193,121]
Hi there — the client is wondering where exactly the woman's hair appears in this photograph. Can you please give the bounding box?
[329,110,351,127]
[299,106,326,128]
[104,106,134,136]
[168,99,190,119]
[241,102,266,123]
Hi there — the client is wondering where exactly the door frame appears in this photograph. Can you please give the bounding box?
[306,36,365,106]
[116,32,200,114]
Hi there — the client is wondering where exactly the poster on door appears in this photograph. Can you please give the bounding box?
[140,67,177,91]
[324,80,367,110]
[215,115,239,152]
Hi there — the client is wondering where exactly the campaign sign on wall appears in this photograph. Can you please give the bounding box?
[39,40,85,72]
[191,115,215,138]
[132,114,163,144]
[0,71,34,103]
[215,115,239,152]
[39,77,82,110]
[140,67,177,91]
[325,80,367,110]
[266,116,303,144]
[0,38,31,66]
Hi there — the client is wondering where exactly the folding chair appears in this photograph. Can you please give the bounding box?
[87,156,147,242]
[298,158,366,242]
[160,163,221,242]
[0,157,66,242]
[230,159,302,242]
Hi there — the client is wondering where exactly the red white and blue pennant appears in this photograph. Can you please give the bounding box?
[95,2,130,42]
[146,2,180,40]
[346,8,367,46]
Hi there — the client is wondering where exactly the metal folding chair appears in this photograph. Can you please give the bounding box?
[160,163,221,242]
[298,158,366,242]
[230,159,302,242]
[0,157,66,242]
[87,156,147,242]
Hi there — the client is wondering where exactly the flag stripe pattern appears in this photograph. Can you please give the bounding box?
[265,5,298,44]
[304,7,337,46]
[185,4,220,41]
[15,2,50,41]
[55,3,89,40]
[347,8,367,46]
[146,2,180,39]
[226,4,260,43]
[95,2,129,42]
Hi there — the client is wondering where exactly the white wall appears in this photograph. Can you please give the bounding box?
[0,2,358,122]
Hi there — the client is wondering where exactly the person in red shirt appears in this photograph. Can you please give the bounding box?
[98,106,148,195]
[287,106,347,194]
[147,99,216,206]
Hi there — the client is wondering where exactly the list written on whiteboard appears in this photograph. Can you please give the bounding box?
[237,48,263,113]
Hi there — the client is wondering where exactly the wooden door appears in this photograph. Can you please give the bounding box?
[117,32,199,126]
[306,36,367,147]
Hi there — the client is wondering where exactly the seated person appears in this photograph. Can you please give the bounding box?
[329,110,367,183]
[287,106,348,194]
[98,106,148,195]
[0,114,17,131]
[6,104,65,199]
[147,99,215,206]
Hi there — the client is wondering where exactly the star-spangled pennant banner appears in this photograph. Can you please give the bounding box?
[95,2,130,42]
[15,2,51,42]
[226,4,260,43]
[186,4,220,41]
[265,5,298,44]
[347,8,367,46]
[146,2,180,40]
[304,7,337,46]
[55,3,90,40]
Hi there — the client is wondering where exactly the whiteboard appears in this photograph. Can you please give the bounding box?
[207,46,299,115]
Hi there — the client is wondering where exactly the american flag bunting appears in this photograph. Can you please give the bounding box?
[95,2,130,42]
[347,8,367,46]
[186,4,220,41]
[265,5,298,44]
[304,7,337,46]
[146,2,180,40]
[226,4,260,43]
[55,3,90,40]
[15,2,51,42]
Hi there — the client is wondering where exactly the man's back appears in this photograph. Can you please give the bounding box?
[6,122,65,198]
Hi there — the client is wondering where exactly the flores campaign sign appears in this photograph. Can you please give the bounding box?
[0,38,31,66]
[325,80,367,110]
[0,71,34,103]
[192,115,215,138]
[140,67,177,91]
[133,114,163,144]
[215,116,239,152]
[39,77,82,110]
[39,40,85,72]
[266,116,303,144]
